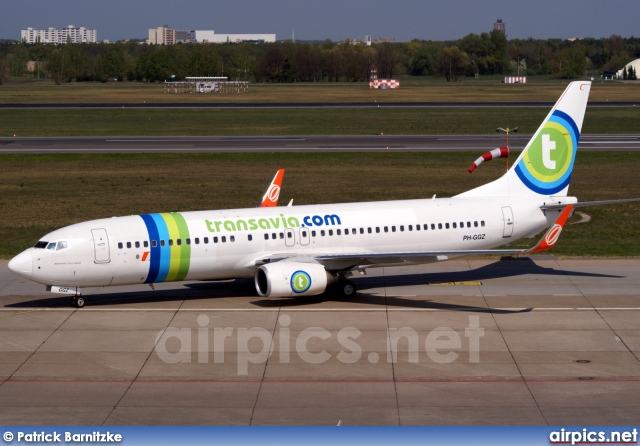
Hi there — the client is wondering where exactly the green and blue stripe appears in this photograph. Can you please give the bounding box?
[140,213,191,283]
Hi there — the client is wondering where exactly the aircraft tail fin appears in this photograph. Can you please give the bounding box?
[457,81,591,198]
[526,205,573,253]
[258,169,285,207]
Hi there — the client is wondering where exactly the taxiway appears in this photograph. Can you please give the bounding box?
[1,257,639,425]
[1,135,640,154]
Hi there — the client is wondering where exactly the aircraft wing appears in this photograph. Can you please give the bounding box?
[260,206,574,271]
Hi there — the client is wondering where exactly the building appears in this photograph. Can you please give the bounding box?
[148,26,176,45]
[147,27,275,44]
[616,58,640,79]
[175,30,191,43]
[369,64,400,89]
[372,37,395,44]
[494,19,505,34]
[21,26,96,44]
[190,30,275,43]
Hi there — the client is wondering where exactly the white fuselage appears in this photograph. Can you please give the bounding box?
[13,196,560,288]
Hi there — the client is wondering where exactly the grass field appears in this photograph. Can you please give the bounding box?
[1,78,640,104]
[1,107,639,137]
[1,80,638,259]
[2,152,639,258]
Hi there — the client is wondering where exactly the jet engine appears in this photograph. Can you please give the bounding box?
[255,262,336,297]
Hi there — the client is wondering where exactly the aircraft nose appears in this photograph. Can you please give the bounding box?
[8,250,33,278]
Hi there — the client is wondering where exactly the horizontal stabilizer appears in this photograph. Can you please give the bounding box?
[541,198,640,210]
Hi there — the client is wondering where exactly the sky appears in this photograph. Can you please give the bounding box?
[2,0,639,42]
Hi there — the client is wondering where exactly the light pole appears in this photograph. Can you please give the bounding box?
[497,126,518,170]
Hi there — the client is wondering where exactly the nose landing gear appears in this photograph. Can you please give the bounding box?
[70,295,85,308]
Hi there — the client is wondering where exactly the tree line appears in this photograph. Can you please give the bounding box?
[1,33,639,84]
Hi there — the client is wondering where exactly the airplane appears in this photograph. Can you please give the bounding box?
[7,81,640,308]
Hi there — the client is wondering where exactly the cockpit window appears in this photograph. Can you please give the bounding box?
[56,241,68,251]
[46,242,57,250]
[34,241,49,249]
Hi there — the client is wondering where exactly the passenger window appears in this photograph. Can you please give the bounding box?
[248,234,252,241]
[321,230,325,236]
[195,238,199,245]
[302,230,308,237]
[376,227,380,233]
[453,223,457,229]
[287,232,292,238]
[474,221,478,228]
[264,234,269,240]
[177,239,182,246]
[311,230,316,237]
[221,236,226,243]
[127,242,132,249]
[408,225,412,231]
[329,230,333,236]
[152,240,157,248]
[368,228,372,234]
[345,229,349,235]
[186,238,191,245]
[144,241,149,248]
[360,228,364,234]
[161,240,165,247]
[481,221,486,227]
[415,225,419,231]
[204,237,209,244]
[135,241,140,248]
[467,222,471,228]
[384,227,388,233]
[214,237,219,243]
[445,223,450,229]
[279,233,284,239]
[168,239,173,246]
[230,236,235,242]
[460,222,464,228]
[392,226,396,232]
[438,223,442,230]
[118,242,123,249]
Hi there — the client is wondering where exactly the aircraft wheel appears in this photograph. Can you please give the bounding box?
[71,296,85,308]
[339,280,357,299]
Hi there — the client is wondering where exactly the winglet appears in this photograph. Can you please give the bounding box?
[258,169,285,207]
[526,205,573,253]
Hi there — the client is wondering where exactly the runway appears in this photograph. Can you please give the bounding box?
[1,257,640,426]
[2,134,640,154]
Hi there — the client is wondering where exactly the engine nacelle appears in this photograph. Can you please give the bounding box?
[255,262,334,297]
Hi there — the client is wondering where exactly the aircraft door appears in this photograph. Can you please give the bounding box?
[501,206,514,238]
[299,227,310,246]
[92,228,111,263]
[284,228,295,247]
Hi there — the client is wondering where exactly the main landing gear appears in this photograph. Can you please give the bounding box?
[70,295,85,308]
[335,279,357,299]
